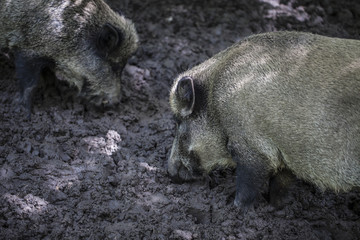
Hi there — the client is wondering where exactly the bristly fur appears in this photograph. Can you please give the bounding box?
[0,0,138,112]
[168,31,360,208]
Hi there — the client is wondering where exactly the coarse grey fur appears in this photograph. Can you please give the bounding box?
[0,0,138,111]
[168,31,360,209]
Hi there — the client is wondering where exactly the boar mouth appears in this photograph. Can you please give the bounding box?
[79,77,120,108]
[169,162,204,184]
[83,94,120,109]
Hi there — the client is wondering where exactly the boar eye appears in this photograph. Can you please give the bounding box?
[97,23,123,56]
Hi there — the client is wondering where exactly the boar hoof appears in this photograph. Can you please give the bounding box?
[234,187,258,211]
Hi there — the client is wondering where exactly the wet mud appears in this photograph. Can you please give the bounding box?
[0,0,359,239]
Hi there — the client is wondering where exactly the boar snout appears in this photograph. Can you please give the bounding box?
[167,156,192,183]
[167,164,202,184]
[167,171,185,184]
[168,147,204,183]
[83,93,121,109]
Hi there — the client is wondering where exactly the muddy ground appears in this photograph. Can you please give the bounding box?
[1,0,360,239]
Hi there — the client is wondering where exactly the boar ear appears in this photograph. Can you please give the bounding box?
[176,76,195,117]
[97,23,122,54]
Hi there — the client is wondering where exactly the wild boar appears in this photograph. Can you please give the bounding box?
[0,0,138,115]
[168,31,360,209]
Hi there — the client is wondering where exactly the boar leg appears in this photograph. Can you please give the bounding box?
[228,142,270,210]
[14,52,54,119]
[269,169,294,208]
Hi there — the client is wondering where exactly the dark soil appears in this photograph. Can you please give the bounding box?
[1,0,359,239]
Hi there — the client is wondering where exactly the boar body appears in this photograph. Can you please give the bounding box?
[168,31,360,209]
[0,0,138,114]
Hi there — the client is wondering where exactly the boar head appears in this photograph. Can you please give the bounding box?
[168,76,235,182]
